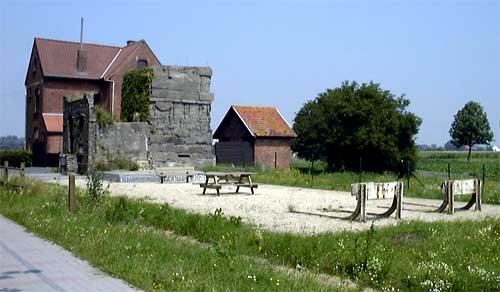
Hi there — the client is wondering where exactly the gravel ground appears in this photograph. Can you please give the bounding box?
[65,179,500,234]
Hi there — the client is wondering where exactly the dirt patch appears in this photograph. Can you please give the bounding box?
[59,180,500,235]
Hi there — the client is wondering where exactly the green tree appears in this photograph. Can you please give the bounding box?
[292,81,422,173]
[449,101,493,161]
[121,68,153,122]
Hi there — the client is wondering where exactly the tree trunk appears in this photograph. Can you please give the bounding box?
[467,145,472,162]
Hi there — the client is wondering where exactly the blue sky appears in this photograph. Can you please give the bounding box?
[1,0,498,145]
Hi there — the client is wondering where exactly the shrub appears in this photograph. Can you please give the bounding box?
[0,150,33,167]
[95,105,114,126]
[86,171,105,205]
[121,68,153,122]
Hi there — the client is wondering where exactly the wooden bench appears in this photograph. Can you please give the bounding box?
[200,172,258,196]
[436,179,481,214]
[348,182,404,222]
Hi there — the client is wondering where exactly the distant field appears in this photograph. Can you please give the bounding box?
[416,151,499,181]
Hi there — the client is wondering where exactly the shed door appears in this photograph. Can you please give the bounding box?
[215,141,254,166]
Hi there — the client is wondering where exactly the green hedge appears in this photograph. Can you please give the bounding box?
[0,150,33,167]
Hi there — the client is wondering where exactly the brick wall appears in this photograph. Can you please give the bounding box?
[43,78,109,113]
[254,138,293,169]
[46,135,63,154]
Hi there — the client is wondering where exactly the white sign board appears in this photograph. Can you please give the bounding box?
[441,179,477,196]
[351,182,401,200]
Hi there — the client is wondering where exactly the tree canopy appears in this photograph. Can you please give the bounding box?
[292,81,421,173]
[449,101,493,161]
[121,68,153,122]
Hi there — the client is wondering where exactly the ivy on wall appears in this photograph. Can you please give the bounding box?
[121,68,153,122]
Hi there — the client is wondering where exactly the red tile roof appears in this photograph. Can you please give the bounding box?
[42,114,63,133]
[34,38,160,80]
[232,105,297,138]
[35,38,121,79]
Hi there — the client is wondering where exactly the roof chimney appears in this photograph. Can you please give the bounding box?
[127,40,136,46]
[77,17,87,73]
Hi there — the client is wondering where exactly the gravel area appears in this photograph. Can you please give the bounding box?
[66,180,500,234]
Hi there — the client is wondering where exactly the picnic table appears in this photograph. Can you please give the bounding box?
[200,171,258,196]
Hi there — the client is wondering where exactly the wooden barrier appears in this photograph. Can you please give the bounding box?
[436,179,481,214]
[348,182,404,222]
[1,161,26,193]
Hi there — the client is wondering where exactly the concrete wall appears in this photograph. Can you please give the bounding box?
[148,66,215,168]
[96,122,148,162]
[62,65,216,172]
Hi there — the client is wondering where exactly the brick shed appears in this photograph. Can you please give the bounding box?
[213,106,297,169]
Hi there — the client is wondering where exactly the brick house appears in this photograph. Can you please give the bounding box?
[25,38,160,165]
[213,105,297,169]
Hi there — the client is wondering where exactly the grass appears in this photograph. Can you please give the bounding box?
[1,179,500,291]
[0,180,337,291]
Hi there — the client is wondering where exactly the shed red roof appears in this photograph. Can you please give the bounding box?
[42,114,63,133]
[232,105,297,138]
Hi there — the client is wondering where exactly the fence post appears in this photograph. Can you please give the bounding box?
[311,159,314,186]
[19,162,25,193]
[3,161,8,186]
[358,157,362,183]
[274,152,277,171]
[68,175,76,212]
[482,164,485,194]
[407,161,410,190]
[447,163,451,180]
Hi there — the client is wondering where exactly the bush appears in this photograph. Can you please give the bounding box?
[0,150,33,167]
[293,81,422,173]
[121,68,153,122]
[95,105,114,126]
[86,171,105,205]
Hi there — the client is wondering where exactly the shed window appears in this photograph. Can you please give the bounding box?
[137,59,148,69]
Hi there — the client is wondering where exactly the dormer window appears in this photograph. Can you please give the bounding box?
[137,59,148,69]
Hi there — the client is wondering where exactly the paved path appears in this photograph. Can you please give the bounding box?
[0,215,141,292]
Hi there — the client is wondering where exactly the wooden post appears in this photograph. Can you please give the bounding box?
[360,184,367,222]
[406,161,410,190]
[396,182,403,219]
[447,181,454,214]
[274,152,277,171]
[19,162,25,193]
[482,164,485,195]
[3,161,8,186]
[68,175,76,212]
[476,179,482,211]
[359,157,362,183]
[447,163,451,179]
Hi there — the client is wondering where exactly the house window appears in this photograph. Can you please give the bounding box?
[34,88,40,113]
[33,57,37,73]
[137,59,148,69]
[34,128,39,141]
